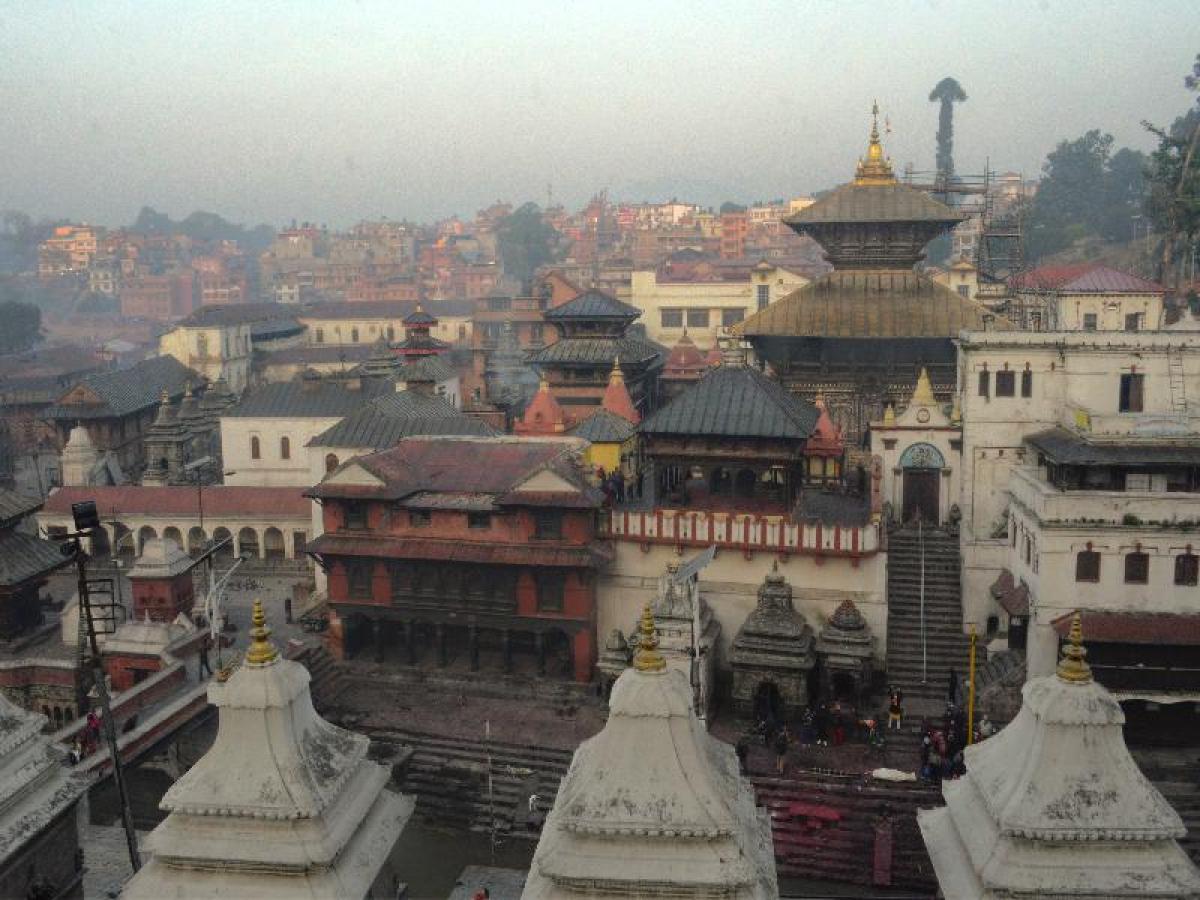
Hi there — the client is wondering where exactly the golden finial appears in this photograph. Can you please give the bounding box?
[882,403,896,426]
[911,367,937,407]
[1056,612,1092,684]
[245,599,278,666]
[633,604,666,673]
[854,100,897,186]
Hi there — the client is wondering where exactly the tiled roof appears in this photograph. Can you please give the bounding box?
[260,345,375,366]
[785,182,962,226]
[570,409,637,444]
[664,333,709,376]
[543,290,640,321]
[989,569,1030,616]
[306,533,609,569]
[0,489,42,526]
[310,437,598,505]
[223,379,391,418]
[396,355,456,383]
[179,302,293,327]
[1011,263,1164,294]
[640,363,818,440]
[46,355,198,419]
[309,392,497,449]
[403,306,438,325]
[738,270,1012,338]
[1026,428,1200,466]
[0,530,70,588]
[1052,610,1200,646]
[527,336,665,368]
[42,485,311,518]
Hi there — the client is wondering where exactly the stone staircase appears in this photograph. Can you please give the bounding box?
[287,642,349,709]
[363,727,574,838]
[753,771,941,893]
[885,527,970,704]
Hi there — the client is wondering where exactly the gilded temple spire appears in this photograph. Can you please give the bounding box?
[245,599,279,666]
[854,100,897,186]
[633,603,666,673]
[1056,611,1092,684]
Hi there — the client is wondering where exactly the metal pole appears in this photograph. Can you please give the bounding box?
[485,718,496,863]
[967,624,977,745]
[74,542,141,872]
[919,520,927,684]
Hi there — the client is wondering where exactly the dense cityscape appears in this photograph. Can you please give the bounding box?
[1,7,1200,899]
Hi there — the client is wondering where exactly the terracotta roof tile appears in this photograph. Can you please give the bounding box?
[1051,610,1200,646]
[42,485,311,518]
[1011,263,1163,294]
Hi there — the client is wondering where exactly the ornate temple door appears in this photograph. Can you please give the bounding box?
[902,471,939,524]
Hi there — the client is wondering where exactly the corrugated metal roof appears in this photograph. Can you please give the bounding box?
[571,409,637,443]
[179,302,293,327]
[1011,263,1164,294]
[260,345,375,366]
[640,363,818,439]
[739,270,1012,339]
[786,182,962,226]
[543,289,640,321]
[1026,428,1200,466]
[46,355,198,419]
[224,379,391,418]
[527,336,664,367]
[397,355,456,383]
[0,489,42,525]
[0,530,70,587]
[43,485,311,518]
[309,392,497,449]
[306,533,609,568]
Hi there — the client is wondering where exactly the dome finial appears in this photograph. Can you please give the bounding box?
[1056,611,1092,684]
[855,100,897,186]
[633,604,666,673]
[245,599,278,666]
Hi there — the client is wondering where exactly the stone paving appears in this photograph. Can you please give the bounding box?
[80,822,149,900]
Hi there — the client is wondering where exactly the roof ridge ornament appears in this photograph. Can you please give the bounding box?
[1056,611,1091,684]
[854,100,898,186]
[245,599,278,666]
[633,603,666,673]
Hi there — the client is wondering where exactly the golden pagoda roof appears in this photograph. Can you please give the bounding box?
[737,269,1013,339]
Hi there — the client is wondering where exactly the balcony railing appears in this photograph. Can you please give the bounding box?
[1010,466,1200,528]
[605,508,880,557]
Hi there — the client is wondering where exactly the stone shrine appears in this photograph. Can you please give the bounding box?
[918,614,1200,899]
[815,597,875,704]
[729,564,816,721]
[523,606,778,899]
[122,601,412,900]
[647,558,720,717]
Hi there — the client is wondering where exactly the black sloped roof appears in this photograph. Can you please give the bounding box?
[224,379,392,418]
[544,290,640,321]
[309,391,497,449]
[46,355,198,419]
[640,364,818,439]
[526,336,664,368]
[0,530,70,587]
[570,409,637,443]
[1026,427,1200,466]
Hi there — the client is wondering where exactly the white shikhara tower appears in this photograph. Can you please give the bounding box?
[919,613,1200,899]
[523,605,778,900]
[123,601,413,900]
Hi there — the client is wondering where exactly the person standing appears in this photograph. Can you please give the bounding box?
[887,688,904,731]
[773,727,789,775]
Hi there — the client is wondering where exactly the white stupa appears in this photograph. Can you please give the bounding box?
[523,605,778,899]
[122,600,412,899]
[918,613,1200,899]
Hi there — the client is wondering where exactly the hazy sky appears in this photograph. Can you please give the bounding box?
[2,1,1197,228]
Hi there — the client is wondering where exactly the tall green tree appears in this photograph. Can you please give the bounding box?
[0,298,41,353]
[1143,53,1200,287]
[496,202,558,292]
[929,77,967,182]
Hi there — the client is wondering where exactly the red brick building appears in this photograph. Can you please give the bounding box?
[306,437,609,682]
[119,270,200,320]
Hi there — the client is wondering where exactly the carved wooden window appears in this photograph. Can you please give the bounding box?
[1175,553,1198,586]
[347,562,372,599]
[533,510,562,540]
[537,572,565,612]
[344,502,368,531]
[995,371,1015,397]
[1075,551,1100,583]
[1124,552,1149,585]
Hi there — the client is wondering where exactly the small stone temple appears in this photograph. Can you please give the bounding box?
[0,693,88,900]
[815,597,875,704]
[523,607,778,899]
[648,558,721,716]
[123,601,413,900]
[730,565,817,721]
[918,614,1200,899]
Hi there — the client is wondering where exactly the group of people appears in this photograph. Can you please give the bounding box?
[596,466,636,506]
[68,711,103,764]
[918,702,994,783]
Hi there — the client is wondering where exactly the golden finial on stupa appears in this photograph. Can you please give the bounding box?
[854,100,897,186]
[911,367,937,407]
[633,604,666,673]
[882,403,896,426]
[1056,611,1092,684]
[245,599,278,666]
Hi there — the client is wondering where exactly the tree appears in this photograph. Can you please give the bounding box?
[496,202,558,292]
[719,201,747,214]
[1143,53,1200,287]
[0,299,41,353]
[929,77,967,182]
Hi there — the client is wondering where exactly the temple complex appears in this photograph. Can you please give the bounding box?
[123,601,412,899]
[523,607,778,899]
[729,564,816,720]
[396,302,449,361]
[739,106,1008,448]
[0,693,87,900]
[526,289,664,424]
[918,615,1200,898]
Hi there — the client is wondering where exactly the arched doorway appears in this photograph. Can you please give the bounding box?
[263,527,285,561]
[113,523,135,562]
[137,525,157,555]
[163,526,183,550]
[212,527,233,559]
[187,526,207,557]
[899,442,946,525]
[753,680,784,725]
[237,527,260,559]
